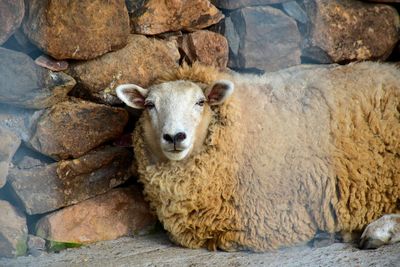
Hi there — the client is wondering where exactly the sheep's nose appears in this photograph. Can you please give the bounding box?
[163,132,187,144]
[174,132,187,143]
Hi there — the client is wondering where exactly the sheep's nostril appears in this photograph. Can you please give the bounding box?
[163,134,174,144]
[174,132,187,143]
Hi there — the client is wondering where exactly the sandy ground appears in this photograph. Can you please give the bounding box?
[1,233,399,267]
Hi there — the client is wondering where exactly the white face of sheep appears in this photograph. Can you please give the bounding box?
[116,80,234,161]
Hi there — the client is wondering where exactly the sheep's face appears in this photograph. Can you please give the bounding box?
[116,80,234,161]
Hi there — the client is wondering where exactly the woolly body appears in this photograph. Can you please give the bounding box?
[132,62,400,251]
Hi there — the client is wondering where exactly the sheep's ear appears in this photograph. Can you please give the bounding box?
[116,84,148,109]
[205,80,234,105]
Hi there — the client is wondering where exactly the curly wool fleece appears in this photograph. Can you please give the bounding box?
[132,62,400,251]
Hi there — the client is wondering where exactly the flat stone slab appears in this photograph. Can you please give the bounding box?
[1,233,399,266]
[8,146,133,215]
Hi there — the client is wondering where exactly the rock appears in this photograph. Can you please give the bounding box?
[130,0,224,35]
[0,200,28,258]
[35,55,68,72]
[35,187,156,244]
[0,48,76,109]
[8,146,133,215]
[282,1,308,24]
[302,0,400,63]
[178,30,229,69]
[0,105,42,142]
[22,0,130,60]
[27,235,46,257]
[29,99,129,160]
[212,0,291,10]
[363,0,400,2]
[312,232,338,248]
[0,0,24,45]
[0,129,21,189]
[68,35,180,105]
[220,6,301,72]
[1,29,42,59]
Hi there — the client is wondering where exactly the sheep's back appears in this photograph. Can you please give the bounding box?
[231,62,400,249]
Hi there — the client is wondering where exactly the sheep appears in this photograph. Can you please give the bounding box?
[116,62,400,252]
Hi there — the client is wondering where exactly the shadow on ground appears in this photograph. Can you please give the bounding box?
[1,233,399,267]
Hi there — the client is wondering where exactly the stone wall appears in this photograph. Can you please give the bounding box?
[0,0,399,258]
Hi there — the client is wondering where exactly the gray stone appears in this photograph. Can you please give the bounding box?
[28,99,129,160]
[27,235,46,257]
[0,200,28,258]
[221,6,301,71]
[0,128,21,188]
[282,1,308,24]
[0,0,24,45]
[0,105,41,142]
[212,0,291,10]
[0,48,76,109]
[8,146,133,215]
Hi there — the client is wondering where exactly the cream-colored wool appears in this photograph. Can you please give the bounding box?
[133,62,400,251]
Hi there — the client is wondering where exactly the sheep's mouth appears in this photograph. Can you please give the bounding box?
[168,149,184,154]
[162,145,192,161]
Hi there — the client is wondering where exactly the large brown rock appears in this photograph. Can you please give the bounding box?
[0,200,28,258]
[178,30,229,69]
[68,35,180,105]
[130,0,224,35]
[8,146,133,215]
[302,0,400,63]
[22,0,129,60]
[220,6,301,71]
[35,187,156,244]
[29,99,129,160]
[212,0,290,9]
[0,0,24,45]
[0,48,76,109]
[0,129,20,189]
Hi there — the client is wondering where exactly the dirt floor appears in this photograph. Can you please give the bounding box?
[1,233,399,267]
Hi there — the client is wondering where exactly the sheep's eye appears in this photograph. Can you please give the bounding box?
[144,101,155,110]
[196,99,205,106]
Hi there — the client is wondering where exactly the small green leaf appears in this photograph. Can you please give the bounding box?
[47,240,83,252]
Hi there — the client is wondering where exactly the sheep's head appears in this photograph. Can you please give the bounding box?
[116,80,234,161]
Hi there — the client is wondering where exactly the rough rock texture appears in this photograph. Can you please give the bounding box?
[302,0,400,63]
[7,146,133,215]
[0,105,41,142]
[282,1,308,24]
[0,200,28,258]
[0,0,24,45]
[179,30,229,68]
[22,0,130,60]
[35,187,156,244]
[363,0,400,2]
[35,55,68,72]
[1,234,400,266]
[68,35,180,105]
[221,6,301,71]
[0,48,76,109]
[0,129,20,189]
[212,0,291,10]
[130,0,224,35]
[29,99,129,160]
[27,235,46,257]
